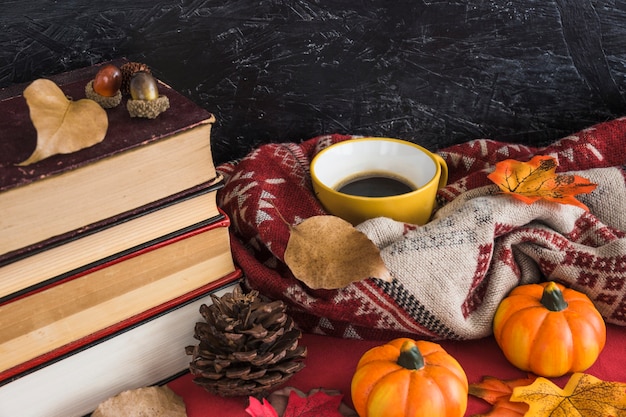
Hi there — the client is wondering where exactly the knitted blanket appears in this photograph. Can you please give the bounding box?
[216,118,626,341]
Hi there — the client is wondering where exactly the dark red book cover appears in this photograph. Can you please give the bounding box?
[0,58,215,192]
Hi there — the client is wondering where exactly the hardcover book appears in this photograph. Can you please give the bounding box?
[0,215,236,380]
[0,275,241,417]
[0,59,218,256]
[0,176,224,301]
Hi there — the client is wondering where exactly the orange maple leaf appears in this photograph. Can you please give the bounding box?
[487,155,597,211]
[511,373,626,417]
[468,375,535,417]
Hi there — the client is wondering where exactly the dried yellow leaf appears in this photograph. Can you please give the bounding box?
[510,372,626,417]
[284,215,392,289]
[19,78,108,165]
[92,386,186,417]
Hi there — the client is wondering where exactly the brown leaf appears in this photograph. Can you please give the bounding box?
[284,215,392,289]
[486,155,597,211]
[19,78,108,165]
[92,386,186,417]
[510,372,626,417]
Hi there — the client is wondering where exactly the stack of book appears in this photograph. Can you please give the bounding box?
[0,60,240,417]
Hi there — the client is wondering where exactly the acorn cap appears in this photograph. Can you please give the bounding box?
[126,95,170,119]
[85,80,122,109]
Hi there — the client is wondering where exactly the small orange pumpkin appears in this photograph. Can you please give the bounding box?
[351,338,468,417]
[493,281,606,377]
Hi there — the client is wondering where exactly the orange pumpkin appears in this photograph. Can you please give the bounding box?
[493,281,606,377]
[351,338,468,417]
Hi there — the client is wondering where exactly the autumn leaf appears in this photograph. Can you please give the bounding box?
[470,400,529,417]
[245,397,279,417]
[92,386,186,417]
[283,215,392,289]
[487,155,597,211]
[247,388,357,417]
[511,372,626,417]
[282,390,346,417]
[468,375,535,417]
[19,78,108,165]
[470,375,537,405]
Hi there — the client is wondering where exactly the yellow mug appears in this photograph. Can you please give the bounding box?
[310,137,448,225]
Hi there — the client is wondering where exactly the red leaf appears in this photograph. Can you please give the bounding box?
[246,397,279,417]
[282,390,345,417]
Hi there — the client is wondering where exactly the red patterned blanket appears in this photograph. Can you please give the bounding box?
[216,118,626,340]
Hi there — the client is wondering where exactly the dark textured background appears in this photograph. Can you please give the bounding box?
[2,0,625,164]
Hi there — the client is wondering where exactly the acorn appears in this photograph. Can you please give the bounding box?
[120,61,151,96]
[129,71,159,101]
[126,71,170,119]
[85,64,122,108]
[93,64,123,97]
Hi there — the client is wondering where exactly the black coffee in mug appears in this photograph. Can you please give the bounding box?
[336,172,416,197]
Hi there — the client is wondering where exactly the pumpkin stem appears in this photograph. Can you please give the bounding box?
[397,342,425,370]
[540,282,568,312]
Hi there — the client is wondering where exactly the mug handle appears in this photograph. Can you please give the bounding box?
[433,153,448,189]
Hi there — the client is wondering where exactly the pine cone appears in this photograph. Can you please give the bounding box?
[120,62,151,96]
[186,285,307,397]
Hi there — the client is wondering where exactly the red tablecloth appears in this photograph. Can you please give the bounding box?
[168,324,626,416]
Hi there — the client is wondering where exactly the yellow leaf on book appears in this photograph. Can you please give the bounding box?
[510,372,626,417]
[487,155,597,211]
[19,78,108,165]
